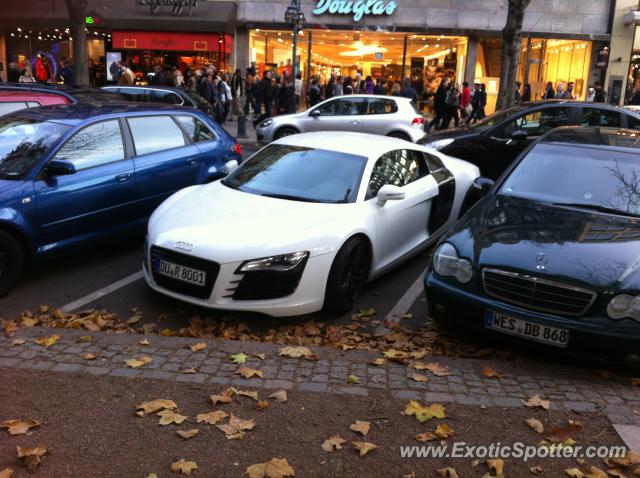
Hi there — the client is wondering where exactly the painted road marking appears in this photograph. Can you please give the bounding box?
[60,271,144,313]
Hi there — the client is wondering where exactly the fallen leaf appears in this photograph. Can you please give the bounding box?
[231,387,259,401]
[230,352,248,364]
[1,418,40,435]
[548,422,581,442]
[434,423,454,439]
[482,366,503,379]
[421,362,451,376]
[196,411,228,425]
[436,467,460,478]
[565,468,584,478]
[210,391,234,405]
[176,429,199,439]
[125,356,153,368]
[127,315,142,325]
[586,466,608,478]
[147,474,158,478]
[370,358,385,366]
[278,346,317,360]
[354,307,377,318]
[157,409,187,426]
[522,395,550,410]
[235,367,264,379]
[404,400,446,422]
[171,459,197,475]
[0,468,13,478]
[410,349,428,360]
[487,459,505,477]
[76,335,92,343]
[139,339,150,346]
[182,368,197,374]
[269,390,288,403]
[353,441,377,457]
[350,421,370,436]
[322,435,346,452]
[83,352,96,360]
[136,399,177,416]
[415,432,438,442]
[16,445,47,472]
[10,338,25,346]
[526,418,545,434]
[254,353,266,360]
[408,372,429,383]
[256,400,269,410]
[632,378,640,386]
[347,375,360,384]
[605,468,627,478]
[35,334,60,347]
[216,414,255,439]
[383,349,409,363]
[246,458,295,478]
[402,471,416,478]
[530,466,544,475]
[189,342,207,352]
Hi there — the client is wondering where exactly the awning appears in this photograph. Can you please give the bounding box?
[112,30,232,53]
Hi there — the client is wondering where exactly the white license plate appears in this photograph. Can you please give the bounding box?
[156,259,206,286]
[484,311,569,348]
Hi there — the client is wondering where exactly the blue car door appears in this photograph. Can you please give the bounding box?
[125,114,204,215]
[33,118,138,249]
[174,114,225,176]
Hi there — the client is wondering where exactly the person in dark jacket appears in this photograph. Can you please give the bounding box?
[149,65,166,86]
[343,76,354,95]
[308,76,322,106]
[374,77,386,95]
[325,74,336,100]
[253,71,274,126]
[442,82,460,129]
[522,83,532,102]
[278,76,296,114]
[60,60,74,85]
[543,81,555,99]
[399,78,418,104]
[514,81,522,103]
[364,75,374,94]
[7,62,21,83]
[427,77,450,132]
[594,82,607,103]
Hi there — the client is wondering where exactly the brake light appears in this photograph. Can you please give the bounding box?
[412,117,425,126]
[233,143,242,156]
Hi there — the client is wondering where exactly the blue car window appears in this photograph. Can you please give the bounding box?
[53,120,125,171]
[175,115,216,143]
[127,116,186,156]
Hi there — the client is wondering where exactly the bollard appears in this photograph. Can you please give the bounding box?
[236,114,248,139]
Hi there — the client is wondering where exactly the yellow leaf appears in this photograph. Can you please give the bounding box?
[16,445,47,472]
[139,339,150,346]
[216,414,255,439]
[256,400,269,410]
[196,411,228,425]
[434,423,454,439]
[230,352,248,364]
[147,474,158,478]
[269,390,288,403]
[404,400,446,422]
[408,373,429,383]
[136,399,177,416]
[231,387,259,401]
[235,366,264,379]
[83,353,96,361]
[10,338,26,346]
[246,458,295,478]
[171,459,198,475]
[530,466,544,475]
[487,459,505,477]
[157,409,187,426]
[436,467,460,478]
[1,418,40,435]
[77,335,92,343]
[383,349,409,363]
[0,468,13,478]
[127,315,142,324]
[353,441,377,457]
[35,334,60,347]
[321,435,346,452]
[278,346,317,360]
[605,468,627,478]
[409,349,428,360]
[565,469,585,478]
[526,417,545,434]
[415,432,438,442]
[349,421,370,436]
[370,358,385,366]
[522,395,550,410]
[585,467,608,478]
[347,375,359,384]
[188,342,207,352]
[482,366,503,379]
[125,356,152,368]
[176,428,199,439]
[210,391,234,406]
[412,362,451,376]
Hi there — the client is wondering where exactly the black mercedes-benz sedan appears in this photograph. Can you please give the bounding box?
[425,127,640,360]
[423,101,640,179]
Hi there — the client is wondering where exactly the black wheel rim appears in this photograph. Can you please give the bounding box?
[339,244,367,305]
[278,130,293,138]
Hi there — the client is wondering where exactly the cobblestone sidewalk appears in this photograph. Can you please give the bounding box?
[2,328,639,426]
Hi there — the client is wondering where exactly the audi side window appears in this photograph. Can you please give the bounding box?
[128,116,186,156]
[581,108,621,127]
[367,149,428,199]
[175,115,217,143]
[53,120,125,170]
[423,152,445,173]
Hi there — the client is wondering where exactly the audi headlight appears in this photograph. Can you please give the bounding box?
[259,119,273,128]
[607,294,640,321]
[239,251,309,273]
[432,243,473,283]
[426,138,455,151]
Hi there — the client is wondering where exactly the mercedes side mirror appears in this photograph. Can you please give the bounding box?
[377,184,405,205]
[45,159,76,176]
[472,177,496,198]
[510,129,528,141]
[309,110,321,117]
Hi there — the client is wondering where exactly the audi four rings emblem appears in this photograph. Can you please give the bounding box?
[175,241,194,252]
[536,253,548,271]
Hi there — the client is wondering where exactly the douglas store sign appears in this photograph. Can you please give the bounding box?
[312,0,398,21]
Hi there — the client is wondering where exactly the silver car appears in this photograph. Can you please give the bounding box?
[256,95,426,144]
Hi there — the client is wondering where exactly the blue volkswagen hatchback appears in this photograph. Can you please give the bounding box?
[0,102,241,295]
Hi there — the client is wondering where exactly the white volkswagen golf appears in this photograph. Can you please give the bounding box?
[143,132,479,317]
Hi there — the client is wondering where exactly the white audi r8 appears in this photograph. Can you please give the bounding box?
[143,132,480,317]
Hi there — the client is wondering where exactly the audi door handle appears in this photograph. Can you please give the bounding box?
[187,158,199,166]
[115,173,131,182]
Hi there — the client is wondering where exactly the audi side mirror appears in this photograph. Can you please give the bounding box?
[377,184,405,205]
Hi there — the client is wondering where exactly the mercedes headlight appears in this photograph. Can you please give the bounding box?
[259,119,273,128]
[607,294,640,321]
[432,243,473,283]
[239,251,309,273]
[426,138,454,151]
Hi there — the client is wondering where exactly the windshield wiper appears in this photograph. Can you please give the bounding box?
[260,193,324,203]
[552,202,640,219]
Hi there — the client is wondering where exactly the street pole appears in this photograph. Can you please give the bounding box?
[292,20,298,78]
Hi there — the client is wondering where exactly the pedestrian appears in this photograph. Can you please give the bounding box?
[460,81,472,121]
[325,74,336,99]
[354,73,364,94]
[544,81,555,99]
[246,61,257,78]
[7,62,20,83]
[443,82,460,129]
[118,62,135,85]
[19,67,36,83]
[278,75,296,114]
[391,82,401,96]
[522,83,532,102]
[629,86,640,105]
[334,76,344,96]
[272,75,281,115]
[230,69,245,121]
[586,87,596,102]
[245,74,257,117]
[374,77,386,95]
[594,82,606,103]
[427,77,449,132]
[34,54,51,83]
[186,69,198,91]
[149,65,166,86]
[364,75,374,94]
[308,76,322,106]
[400,78,418,104]
[60,59,74,85]
[172,66,184,87]
[343,76,354,95]
[294,72,303,111]
[253,70,274,126]
[555,82,568,99]
[515,81,522,103]
[566,81,576,100]
[219,73,232,122]
[477,83,487,119]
